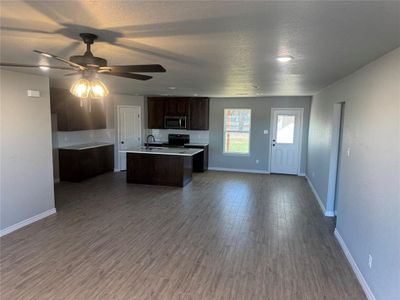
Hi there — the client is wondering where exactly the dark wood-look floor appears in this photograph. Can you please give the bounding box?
[0,172,365,300]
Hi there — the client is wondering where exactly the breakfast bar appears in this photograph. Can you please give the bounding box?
[122,147,204,187]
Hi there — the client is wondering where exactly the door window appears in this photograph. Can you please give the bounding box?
[276,115,295,144]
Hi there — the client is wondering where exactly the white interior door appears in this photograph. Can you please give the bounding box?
[270,108,303,175]
[118,106,141,171]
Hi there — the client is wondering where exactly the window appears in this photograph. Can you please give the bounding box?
[223,109,251,154]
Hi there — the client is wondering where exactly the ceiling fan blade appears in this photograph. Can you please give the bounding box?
[99,64,166,73]
[102,72,152,81]
[33,50,86,71]
[64,72,81,76]
[0,62,73,70]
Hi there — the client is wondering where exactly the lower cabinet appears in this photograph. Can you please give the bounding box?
[59,145,114,182]
[184,145,209,172]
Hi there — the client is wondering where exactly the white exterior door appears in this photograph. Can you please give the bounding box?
[118,106,141,171]
[270,108,303,175]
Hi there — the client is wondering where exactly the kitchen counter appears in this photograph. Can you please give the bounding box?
[121,146,203,157]
[59,142,114,150]
[58,143,114,182]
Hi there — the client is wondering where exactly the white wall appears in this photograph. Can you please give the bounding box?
[1,70,55,232]
[307,48,400,299]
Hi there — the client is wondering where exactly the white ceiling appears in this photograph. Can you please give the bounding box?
[1,1,399,97]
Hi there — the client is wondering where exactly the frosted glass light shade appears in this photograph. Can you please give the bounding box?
[90,79,109,99]
[70,78,109,99]
[70,78,91,98]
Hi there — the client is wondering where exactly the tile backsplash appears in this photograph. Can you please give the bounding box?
[56,129,115,148]
[145,129,209,144]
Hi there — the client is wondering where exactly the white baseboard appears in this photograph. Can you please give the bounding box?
[298,172,306,176]
[334,229,375,300]
[0,208,57,237]
[305,175,335,217]
[208,167,270,174]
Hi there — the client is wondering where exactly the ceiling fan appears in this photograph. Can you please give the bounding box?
[0,33,166,98]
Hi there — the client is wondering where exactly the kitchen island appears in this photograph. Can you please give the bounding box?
[121,147,204,187]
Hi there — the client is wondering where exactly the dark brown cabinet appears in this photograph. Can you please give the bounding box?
[147,97,165,129]
[189,97,209,130]
[50,87,106,131]
[164,98,188,116]
[147,96,209,130]
[59,145,114,182]
[184,145,209,172]
[127,153,192,187]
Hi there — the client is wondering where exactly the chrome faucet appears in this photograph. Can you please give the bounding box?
[146,134,156,149]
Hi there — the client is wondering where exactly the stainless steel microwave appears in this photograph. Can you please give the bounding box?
[164,116,187,129]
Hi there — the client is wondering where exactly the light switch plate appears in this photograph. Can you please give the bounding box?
[263,130,269,134]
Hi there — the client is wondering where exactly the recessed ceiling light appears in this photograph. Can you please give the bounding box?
[39,66,50,71]
[276,56,293,63]
[168,86,176,90]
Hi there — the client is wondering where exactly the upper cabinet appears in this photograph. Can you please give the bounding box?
[147,97,165,129]
[147,96,209,130]
[50,87,106,131]
[164,98,189,116]
[189,97,209,130]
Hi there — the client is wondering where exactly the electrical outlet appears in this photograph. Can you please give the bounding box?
[256,159,259,164]
[312,171,315,178]
[368,254,373,269]
[263,130,269,135]
[346,148,351,157]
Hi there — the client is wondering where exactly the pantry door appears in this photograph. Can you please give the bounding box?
[118,105,141,171]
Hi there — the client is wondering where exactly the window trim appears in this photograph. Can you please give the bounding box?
[222,108,252,156]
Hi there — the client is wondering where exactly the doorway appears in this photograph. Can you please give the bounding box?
[117,105,141,171]
[326,102,345,216]
[269,108,303,175]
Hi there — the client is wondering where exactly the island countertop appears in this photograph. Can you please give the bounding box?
[121,146,203,157]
